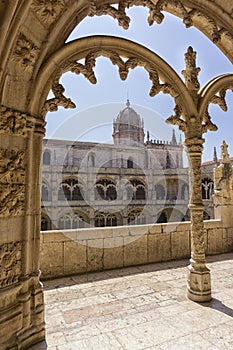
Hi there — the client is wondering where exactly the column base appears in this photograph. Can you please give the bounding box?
[187,264,212,302]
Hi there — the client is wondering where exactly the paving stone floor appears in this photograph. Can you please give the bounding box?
[31,253,233,350]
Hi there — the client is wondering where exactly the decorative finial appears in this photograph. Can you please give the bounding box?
[147,130,150,142]
[181,46,201,92]
[126,99,130,108]
[179,134,182,145]
[213,147,218,163]
[171,129,177,145]
[220,140,230,160]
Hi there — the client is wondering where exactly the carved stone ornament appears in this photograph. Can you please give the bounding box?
[0,184,25,217]
[0,147,25,217]
[191,211,205,256]
[88,1,223,44]
[43,48,177,116]
[32,0,65,26]
[0,106,27,136]
[182,46,201,92]
[0,149,25,184]
[220,140,230,160]
[12,33,39,73]
[0,241,21,288]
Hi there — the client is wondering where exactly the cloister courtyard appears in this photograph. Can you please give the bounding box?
[31,253,233,350]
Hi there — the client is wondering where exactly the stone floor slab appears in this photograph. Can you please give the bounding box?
[30,253,233,349]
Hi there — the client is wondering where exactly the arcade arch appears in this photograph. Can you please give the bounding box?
[0,2,233,349]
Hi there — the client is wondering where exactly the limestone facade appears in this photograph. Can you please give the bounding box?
[41,101,189,231]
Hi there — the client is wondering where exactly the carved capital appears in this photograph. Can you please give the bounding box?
[0,241,22,288]
[12,34,39,73]
[184,138,204,154]
[0,106,46,136]
[0,106,27,136]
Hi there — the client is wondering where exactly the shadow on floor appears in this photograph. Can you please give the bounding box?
[41,259,189,291]
[201,297,233,318]
[41,252,233,291]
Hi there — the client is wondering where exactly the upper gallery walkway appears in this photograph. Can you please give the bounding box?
[31,253,233,350]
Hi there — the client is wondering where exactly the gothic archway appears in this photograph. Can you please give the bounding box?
[0,2,233,349]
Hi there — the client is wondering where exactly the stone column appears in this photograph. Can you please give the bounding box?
[185,138,211,302]
[214,140,233,226]
[0,106,45,349]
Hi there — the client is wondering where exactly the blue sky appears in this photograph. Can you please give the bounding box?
[45,7,233,163]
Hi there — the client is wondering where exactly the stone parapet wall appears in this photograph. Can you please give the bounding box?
[40,220,233,279]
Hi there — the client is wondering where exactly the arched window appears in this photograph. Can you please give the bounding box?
[155,184,165,200]
[58,212,88,229]
[157,211,167,223]
[202,178,214,199]
[127,208,146,225]
[58,178,84,201]
[88,154,95,167]
[127,159,133,168]
[41,182,49,201]
[106,214,117,227]
[58,214,71,229]
[95,179,117,200]
[94,212,118,227]
[41,215,51,231]
[129,179,146,200]
[181,184,189,200]
[95,213,105,227]
[43,151,51,165]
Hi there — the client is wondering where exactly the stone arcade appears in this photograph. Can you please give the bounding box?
[0,1,233,349]
[41,100,189,231]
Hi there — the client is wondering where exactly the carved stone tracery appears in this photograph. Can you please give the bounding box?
[43,49,178,116]
[0,139,26,217]
[88,0,226,46]
[0,241,22,288]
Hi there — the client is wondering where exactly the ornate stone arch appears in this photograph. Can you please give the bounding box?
[0,2,233,348]
[29,35,196,119]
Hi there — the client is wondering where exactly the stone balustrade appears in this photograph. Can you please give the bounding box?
[40,220,233,279]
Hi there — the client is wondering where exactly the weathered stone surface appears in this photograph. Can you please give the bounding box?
[0,1,233,348]
[104,237,124,269]
[124,235,148,266]
[64,241,87,275]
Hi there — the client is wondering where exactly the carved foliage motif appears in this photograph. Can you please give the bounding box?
[89,0,192,29]
[0,148,25,217]
[0,106,27,136]
[0,149,25,183]
[32,0,65,26]
[0,184,25,217]
[43,49,177,116]
[12,33,39,72]
[0,241,21,288]
[203,84,233,134]
[182,46,200,92]
[166,102,185,132]
[191,211,205,255]
[88,0,223,44]
[189,156,202,203]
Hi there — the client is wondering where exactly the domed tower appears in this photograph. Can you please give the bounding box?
[113,100,145,145]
